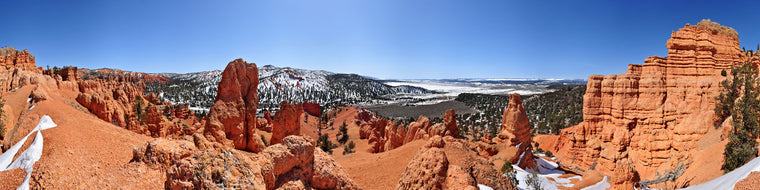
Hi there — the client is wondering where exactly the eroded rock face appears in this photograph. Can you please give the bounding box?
[397,147,449,190]
[610,159,640,190]
[270,101,304,145]
[76,79,145,128]
[138,135,359,190]
[404,115,432,143]
[553,20,751,182]
[397,136,516,190]
[0,47,37,71]
[443,109,458,138]
[495,93,537,169]
[311,149,361,190]
[203,58,262,152]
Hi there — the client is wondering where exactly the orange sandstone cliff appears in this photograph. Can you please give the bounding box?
[552,20,751,188]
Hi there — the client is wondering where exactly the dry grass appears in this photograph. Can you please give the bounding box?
[0,46,17,57]
[695,19,739,40]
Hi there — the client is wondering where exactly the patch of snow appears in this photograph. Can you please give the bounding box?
[0,115,57,190]
[513,157,584,190]
[681,156,760,190]
[26,98,31,103]
[7,127,44,171]
[0,129,35,170]
[477,184,494,190]
[28,105,34,111]
[581,176,610,190]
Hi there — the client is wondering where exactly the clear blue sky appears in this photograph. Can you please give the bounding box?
[3,0,760,79]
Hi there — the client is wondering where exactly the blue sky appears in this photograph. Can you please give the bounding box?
[3,0,760,79]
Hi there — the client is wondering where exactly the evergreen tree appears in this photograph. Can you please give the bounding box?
[716,61,760,172]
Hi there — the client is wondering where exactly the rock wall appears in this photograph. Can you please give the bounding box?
[0,47,37,71]
[76,79,145,128]
[553,20,751,186]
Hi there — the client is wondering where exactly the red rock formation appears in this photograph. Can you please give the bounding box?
[553,20,751,183]
[55,66,78,81]
[76,79,145,128]
[144,105,166,137]
[144,93,166,105]
[495,93,537,169]
[270,101,304,145]
[0,47,37,71]
[397,136,516,190]
[203,58,264,152]
[610,158,640,190]
[397,147,449,189]
[404,115,432,143]
[303,102,321,117]
[163,103,191,119]
[79,68,169,83]
[443,109,458,138]
[143,135,359,189]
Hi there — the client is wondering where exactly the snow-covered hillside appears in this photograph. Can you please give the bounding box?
[146,65,432,111]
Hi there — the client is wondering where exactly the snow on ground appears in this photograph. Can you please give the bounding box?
[477,184,494,190]
[681,156,760,190]
[581,176,610,190]
[0,115,57,190]
[383,80,558,105]
[512,157,587,190]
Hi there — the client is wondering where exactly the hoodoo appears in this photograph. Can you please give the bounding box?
[203,58,265,152]
[495,93,537,169]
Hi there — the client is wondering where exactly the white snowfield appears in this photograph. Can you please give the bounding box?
[512,155,609,190]
[0,115,57,190]
[681,156,760,190]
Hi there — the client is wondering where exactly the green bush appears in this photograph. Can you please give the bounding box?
[545,151,554,158]
[343,141,356,155]
[318,134,338,154]
[501,161,519,186]
[0,97,5,140]
[338,122,349,144]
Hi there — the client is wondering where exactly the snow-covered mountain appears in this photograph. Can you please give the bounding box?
[145,65,432,111]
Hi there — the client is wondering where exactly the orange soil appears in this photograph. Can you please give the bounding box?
[0,83,162,189]
[734,171,760,190]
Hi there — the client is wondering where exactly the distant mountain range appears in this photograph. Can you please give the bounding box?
[145,65,586,111]
[145,65,432,111]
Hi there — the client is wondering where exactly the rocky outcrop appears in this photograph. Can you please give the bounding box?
[397,136,516,190]
[610,159,640,190]
[404,115,432,143]
[357,109,459,153]
[553,20,751,184]
[397,147,449,189]
[76,79,145,128]
[131,138,196,169]
[443,109,458,138]
[163,103,192,119]
[494,93,537,169]
[55,66,78,81]
[303,102,321,117]
[137,135,359,190]
[203,58,264,152]
[270,101,304,145]
[0,47,37,71]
